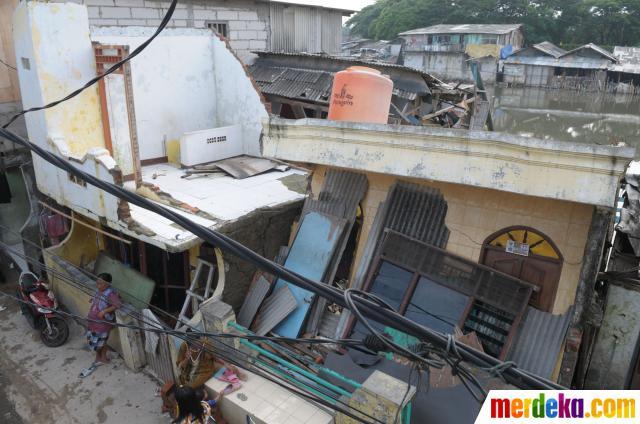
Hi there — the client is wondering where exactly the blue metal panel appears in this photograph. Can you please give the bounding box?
[272,212,346,338]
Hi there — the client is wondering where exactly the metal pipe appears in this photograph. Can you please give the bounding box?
[229,321,362,389]
[253,359,337,405]
[236,336,353,398]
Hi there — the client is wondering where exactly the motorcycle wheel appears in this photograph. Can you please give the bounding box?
[40,317,69,347]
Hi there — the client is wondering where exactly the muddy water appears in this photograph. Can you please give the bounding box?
[489,86,640,155]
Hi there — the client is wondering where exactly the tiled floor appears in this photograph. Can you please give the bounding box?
[205,369,334,424]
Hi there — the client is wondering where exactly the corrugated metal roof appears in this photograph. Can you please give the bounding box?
[399,24,523,36]
[533,41,566,58]
[504,55,612,70]
[561,43,618,63]
[261,0,356,15]
[254,51,443,85]
[251,285,297,336]
[507,306,572,379]
[251,65,421,104]
[251,65,333,104]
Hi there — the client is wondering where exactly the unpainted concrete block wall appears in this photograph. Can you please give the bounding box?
[217,201,302,311]
[57,0,270,63]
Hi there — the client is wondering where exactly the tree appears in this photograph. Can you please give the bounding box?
[345,0,640,47]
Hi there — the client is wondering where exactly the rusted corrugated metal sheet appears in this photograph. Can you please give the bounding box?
[382,182,450,248]
[507,306,572,379]
[236,275,272,328]
[533,41,566,58]
[251,284,297,336]
[302,169,368,220]
[252,64,419,105]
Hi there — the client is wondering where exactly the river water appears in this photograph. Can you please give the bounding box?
[489,86,640,155]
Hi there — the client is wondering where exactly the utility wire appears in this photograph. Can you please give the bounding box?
[0,1,564,389]
[0,287,379,423]
[0,126,564,391]
[1,0,177,129]
[0,229,365,349]
[0,240,383,423]
[0,58,16,71]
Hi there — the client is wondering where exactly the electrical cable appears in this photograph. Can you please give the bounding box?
[344,288,487,403]
[1,0,177,129]
[0,238,365,348]
[0,288,380,423]
[0,242,383,423]
[0,58,16,71]
[0,126,565,391]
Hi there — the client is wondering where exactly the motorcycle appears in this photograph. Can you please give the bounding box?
[17,271,69,347]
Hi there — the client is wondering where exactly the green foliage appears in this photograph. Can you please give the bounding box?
[346,0,640,46]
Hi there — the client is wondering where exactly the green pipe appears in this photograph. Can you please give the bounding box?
[254,358,337,405]
[229,321,362,390]
[235,335,353,398]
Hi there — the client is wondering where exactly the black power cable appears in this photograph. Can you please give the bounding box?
[0,126,564,391]
[0,241,384,423]
[0,288,380,424]
[2,0,177,129]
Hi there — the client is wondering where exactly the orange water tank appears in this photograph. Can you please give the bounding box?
[328,66,393,124]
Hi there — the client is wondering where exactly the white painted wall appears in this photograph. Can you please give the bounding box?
[92,27,267,161]
[91,27,220,162]
[212,38,267,156]
[13,2,119,222]
[104,74,135,176]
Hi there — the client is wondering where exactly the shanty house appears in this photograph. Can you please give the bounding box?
[399,24,524,82]
[608,46,640,94]
[248,51,446,124]
[59,0,354,63]
[13,0,310,378]
[501,41,566,86]
[503,43,618,91]
[263,114,633,389]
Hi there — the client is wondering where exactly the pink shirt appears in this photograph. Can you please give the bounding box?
[87,288,122,333]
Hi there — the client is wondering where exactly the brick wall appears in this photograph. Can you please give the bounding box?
[63,0,270,63]
[311,164,593,315]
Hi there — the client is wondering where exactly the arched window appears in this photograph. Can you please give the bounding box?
[480,226,563,311]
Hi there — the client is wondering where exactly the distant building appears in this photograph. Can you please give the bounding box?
[609,46,640,94]
[502,43,619,92]
[399,23,524,82]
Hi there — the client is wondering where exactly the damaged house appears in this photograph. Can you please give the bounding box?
[249,51,481,128]
[13,0,313,388]
[8,1,639,423]
[262,100,633,397]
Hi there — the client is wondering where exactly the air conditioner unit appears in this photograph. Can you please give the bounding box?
[179,125,242,167]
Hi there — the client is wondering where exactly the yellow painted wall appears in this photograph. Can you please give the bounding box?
[0,0,20,103]
[311,165,593,315]
[44,215,103,316]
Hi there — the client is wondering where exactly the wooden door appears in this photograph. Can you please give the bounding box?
[481,227,563,312]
